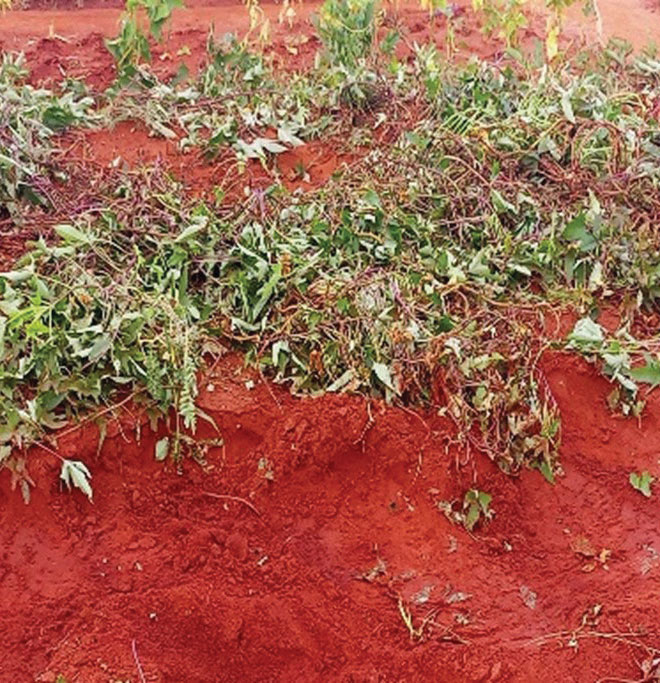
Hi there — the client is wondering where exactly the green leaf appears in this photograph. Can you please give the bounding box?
[88,334,112,363]
[60,459,93,501]
[490,188,516,215]
[567,318,605,347]
[42,106,76,132]
[252,264,282,321]
[380,28,399,55]
[539,459,555,484]
[562,213,587,240]
[174,217,208,244]
[155,437,169,461]
[372,361,398,394]
[476,491,492,512]
[464,503,480,531]
[629,358,660,388]
[563,213,597,252]
[463,489,492,530]
[629,471,654,498]
[272,339,289,368]
[54,224,92,245]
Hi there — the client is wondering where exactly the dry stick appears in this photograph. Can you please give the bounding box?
[131,639,146,683]
[259,366,284,413]
[202,491,261,517]
[41,391,145,443]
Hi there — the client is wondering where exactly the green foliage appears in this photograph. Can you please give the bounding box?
[566,319,660,417]
[106,15,152,73]
[463,489,493,531]
[106,0,183,79]
[472,0,528,47]
[0,53,94,218]
[3,33,660,494]
[470,0,579,53]
[630,471,654,498]
[60,459,93,501]
[315,0,377,68]
[439,489,494,530]
[0,201,215,459]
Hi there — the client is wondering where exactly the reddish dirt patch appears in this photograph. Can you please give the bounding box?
[62,120,356,199]
[23,33,115,91]
[1,353,660,682]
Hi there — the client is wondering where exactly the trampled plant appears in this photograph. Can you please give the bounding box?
[2,24,660,500]
[0,53,94,219]
[566,318,660,417]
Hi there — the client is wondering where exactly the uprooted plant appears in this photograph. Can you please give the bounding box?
[2,31,660,499]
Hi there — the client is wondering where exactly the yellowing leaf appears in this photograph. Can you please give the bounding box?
[546,21,559,62]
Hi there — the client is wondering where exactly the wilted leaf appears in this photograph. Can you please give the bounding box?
[630,471,654,498]
[277,126,304,147]
[571,534,597,558]
[88,335,112,363]
[327,369,354,392]
[174,217,208,243]
[560,91,575,124]
[155,437,169,461]
[60,459,93,501]
[567,318,605,347]
[372,362,398,394]
[55,224,92,245]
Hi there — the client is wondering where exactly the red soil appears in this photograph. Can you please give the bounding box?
[64,120,356,198]
[2,352,660,682]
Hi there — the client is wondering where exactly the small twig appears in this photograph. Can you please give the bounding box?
[259,366,284,413]
[202,491,261,517]
[131,639,146,683]
[40,391,145,443]
[353,400,375,450]
[34,441,65,463]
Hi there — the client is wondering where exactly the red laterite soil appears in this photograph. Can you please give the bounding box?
[2,352,660,681]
